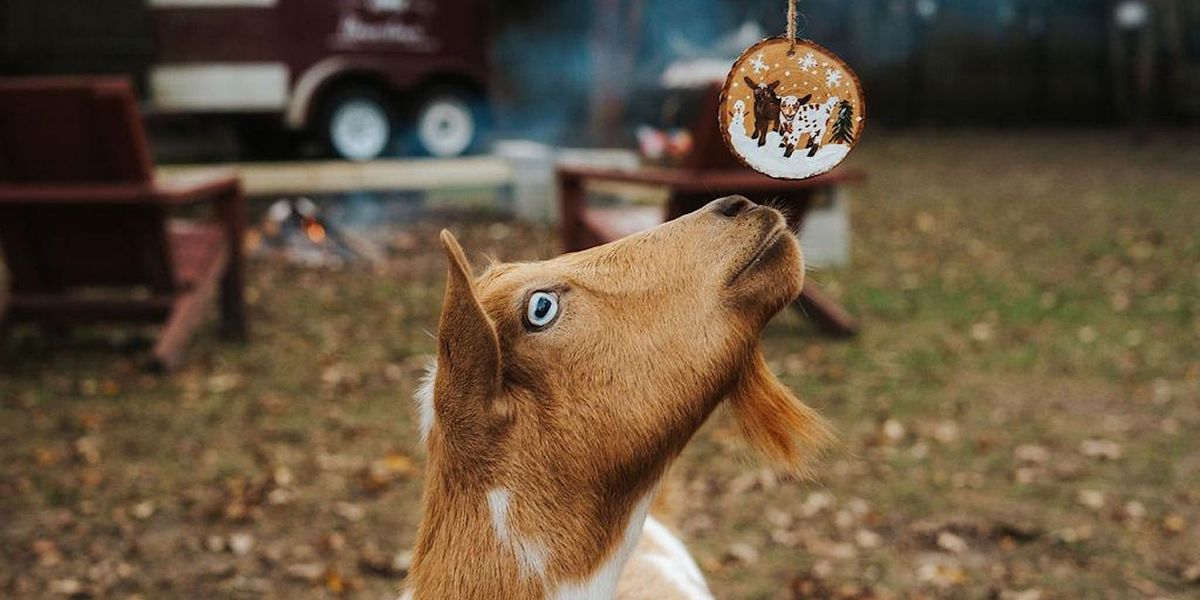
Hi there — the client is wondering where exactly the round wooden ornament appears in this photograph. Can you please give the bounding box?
[720,37,865,180]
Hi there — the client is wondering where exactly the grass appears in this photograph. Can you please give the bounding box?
[2,131,1199,599]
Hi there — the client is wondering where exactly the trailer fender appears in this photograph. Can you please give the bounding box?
[286,57,355,130]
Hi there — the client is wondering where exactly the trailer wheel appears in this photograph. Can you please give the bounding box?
[322,86,394,161]
[412,88,481,158]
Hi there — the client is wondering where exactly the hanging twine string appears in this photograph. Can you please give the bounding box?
[786,0,799,54]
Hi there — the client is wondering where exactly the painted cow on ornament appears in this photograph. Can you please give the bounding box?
[743,77,782,147]
[402,196,832,599]
[783,96,841,158]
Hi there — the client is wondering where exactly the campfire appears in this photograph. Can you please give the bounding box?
[256,198,384,268]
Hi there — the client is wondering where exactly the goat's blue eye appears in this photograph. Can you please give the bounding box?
[525,291,559,329]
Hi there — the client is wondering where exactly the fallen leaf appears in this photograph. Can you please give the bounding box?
[267,488,294,506]
[931,420,960,444]
[324,532,347,553]
[205,535,225,553]
[272,466,294,487]
[33,539,62,567]
[916,558,966,588]
[1121,501,1146,520]
[285,562,325,583]
[324,569,345,593]
[130,501,155,520]
[359,548,412,578]
[1079,439,1123,460]
[999,590,1042,600]
[1182,563,1200,583]
[206,373,241,394]
[724,542,759,565]
[35,447,64,468]
[72,436,101,465]
[855,529,882,549]
[1077,326,1098,344]
[970,322,994,342]
[229,532,255,556]
[1076,489,1106,510]
[1013,445,1050,465]
[335,502,365,522]
[49,579,83,596]
[881,419,906,443]
[1055,525,1094,543]
[380,453,416,475]
[799,492,835,518]
[1013,467,1040,485]
[936,531,969,554]
[1163,514,1186,534]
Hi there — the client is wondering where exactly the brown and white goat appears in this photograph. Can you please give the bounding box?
[403,196,832,599]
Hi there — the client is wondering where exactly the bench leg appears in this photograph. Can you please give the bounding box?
[150,239,230,372]
[219,265,248,341]
[149,293,207,372]
[793,284,859,337]
[557,172,588,252]
[217,185,249,341]
[0,297,11,358]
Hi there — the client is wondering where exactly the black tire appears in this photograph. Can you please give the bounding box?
[320,85,396,161]
[407,86,486,158]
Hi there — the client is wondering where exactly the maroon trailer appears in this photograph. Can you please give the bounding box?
[145,0,491,161]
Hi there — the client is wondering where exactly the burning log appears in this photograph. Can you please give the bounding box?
[259,198,384,267]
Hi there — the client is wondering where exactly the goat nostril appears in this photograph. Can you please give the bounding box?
[715,196,753,217]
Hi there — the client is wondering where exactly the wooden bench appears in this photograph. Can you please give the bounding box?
[557,84,864,336]
[0,77,248,370]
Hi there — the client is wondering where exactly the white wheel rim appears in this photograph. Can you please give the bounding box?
[330,99,390,161]
[417,96,474,157]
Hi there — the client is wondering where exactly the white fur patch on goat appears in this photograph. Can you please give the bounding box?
[487,488,550,579]
[549,492,654,600]
[414,359,437,443]
[639,517,713,599]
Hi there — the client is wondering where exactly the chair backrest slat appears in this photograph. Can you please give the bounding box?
[0,77,174,294]
[0,77,154,182]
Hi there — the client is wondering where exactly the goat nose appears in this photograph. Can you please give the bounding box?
[711,195,754,218]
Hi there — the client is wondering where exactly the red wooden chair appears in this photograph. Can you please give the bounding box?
[557,83,864,335]
[0,77,247,371]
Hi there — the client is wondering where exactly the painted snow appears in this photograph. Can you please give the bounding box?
[727,123,849,180]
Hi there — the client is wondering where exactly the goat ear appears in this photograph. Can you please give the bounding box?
[744,76,756,88]
[728,350,834,477]
[798,93,812,104]
[767,80,780,90]
[434,230,504,440]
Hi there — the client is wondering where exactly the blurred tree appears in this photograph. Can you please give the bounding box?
[588,0,645,144]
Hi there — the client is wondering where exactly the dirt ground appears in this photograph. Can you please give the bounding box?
[2,132,1199,599]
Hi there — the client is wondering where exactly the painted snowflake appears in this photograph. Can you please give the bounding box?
[825,68,843,87]
[749,54,768,74]
[797,52,817,73]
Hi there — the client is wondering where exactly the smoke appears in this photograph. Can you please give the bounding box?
[490,0,764,145]
[490,0,1131,134]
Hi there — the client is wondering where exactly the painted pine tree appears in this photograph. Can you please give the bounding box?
[829,100,855,144]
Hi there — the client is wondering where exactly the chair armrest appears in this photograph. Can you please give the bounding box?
[0,170,241,205]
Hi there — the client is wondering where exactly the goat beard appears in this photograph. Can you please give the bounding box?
[727,349,834,478]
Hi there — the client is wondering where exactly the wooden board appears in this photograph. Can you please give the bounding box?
[158,156,514,196]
